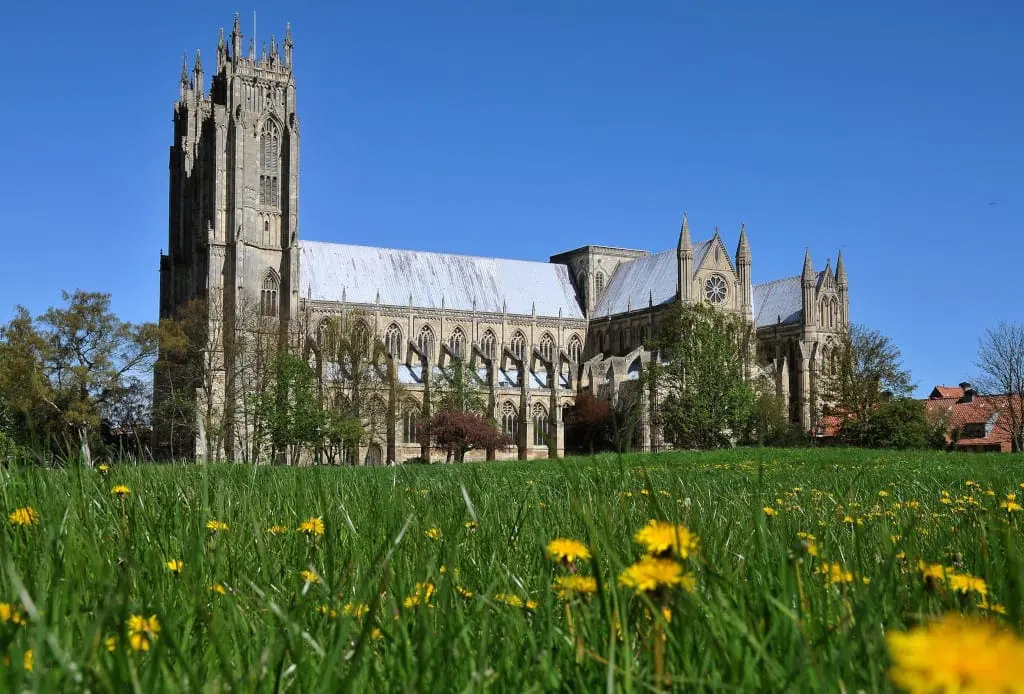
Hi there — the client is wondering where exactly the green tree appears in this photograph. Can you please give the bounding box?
[648,303,756,450]
[253,352,325,464]
[822,323,913,421]
[840,397,946,450]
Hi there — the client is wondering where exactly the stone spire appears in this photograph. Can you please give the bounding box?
[677,212,693,303]
[270,34,279,63]
[179,53,189,99]
[836,250,847,287]
[736,223,750,260]
[284,23,294,67]
[217,27,227,69]
[192,49,204,96]
[802,248,814,284]
[678,211,692,251]
[736,223,752,319]
[231,13,242,60]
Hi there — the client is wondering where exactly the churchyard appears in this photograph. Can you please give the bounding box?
[2,447,1023,691]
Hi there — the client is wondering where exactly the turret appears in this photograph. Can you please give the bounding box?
[736,223,752,318]
[836,250,848,326]
[836,250,847,288]
[217,28,227,70]
[270,34,279,65]
[192,49,204,98]
[677,212,693,303]
[801,248,816,328]
[178,54,189,101]
[231,13,242,62]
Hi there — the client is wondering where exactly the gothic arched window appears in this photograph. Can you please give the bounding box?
[260,271,279,317]
[594,270,606,298]
[418,325,435,360]
[385,323,403,360]
[448,327,466,359]
[259,120,281,208]
[567,335,583,363]
[830,297,838,328]
[317,318,337,354]
[403,406,421,444]
[510,331,526,360]
[501,401,519,440]
[480,329,496,359]
[539,333,554,362]
[532,402,548,447]
[353,321,371,359]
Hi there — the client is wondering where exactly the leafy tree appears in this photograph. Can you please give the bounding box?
[822,323,913,421]
[648,303,755,450]
[254,352,325,464]
[839,397,946,450]
[427,409,508,462]
[975,321,1024,452]
[565,390,614,454]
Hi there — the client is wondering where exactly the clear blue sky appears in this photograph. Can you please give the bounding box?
[1,1,1020,395]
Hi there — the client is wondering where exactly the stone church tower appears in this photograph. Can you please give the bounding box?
[155,15,300,459]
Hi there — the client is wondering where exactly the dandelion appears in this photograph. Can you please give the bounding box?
[22,649,32,672]
[403,582,435,608]
[553,575,597,599]
[493,593,538,610]
[424,527,441,541]
[918,561,947,588]
[111,485,130,498]
[949,573,988,597]
[633,520,700,559]
[0,603,25,625]
[464,520,478,532]
[343,602,369,618]
[456,585,474,599]
[618,556,692,593]
[105,636,117,652]
[978,599,1007,615]
[300,569,320,584]
[8,507,39,527]
[763,506,777,517]
[317,604,338,618]
[127,614,160,652]
[887,614,1024,693]
[165,560,184,575]
[546,538,590,563]
[209,583,227,595]
[298,517,325,537]
[97,463,109,474]
[816,562,854,585]
[206,519,229,533]
[878,490,889,497]
[1000,499,1022,513]
[267,524,288,535]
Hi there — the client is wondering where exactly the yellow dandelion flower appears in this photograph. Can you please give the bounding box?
[297,517,325,537]
[978,599,1007,615]
[816,562,854,585]
[762,506,777,517]
[97,463,109,474]
[618,556,688,593]
[105,635,117,652]
[300,569,320,584]
[23,649,32,672]
[403,582,435,608]
[878,490,889,497]
[267,524,288,535]
[1000,500,1022,512]
[494,593,537,610]
[206,519,229,532]
[949,573,988,597]
[887,614,1024,693]
[456,585,474,599]
[545,538,591,563]
[209,583,226,595]
[633,520,700,558]
[8,507,39,527]
[371,627,383,640]
[317,604,338,618]
[553,575,597,599]
[0,603,24,625]
[424,527,441,541]
[343,602,369,618]
[127,614,160,652]
[111,485,130,498]
[464,520,478,531]
[918,561,947,582]
[165,559,184,575]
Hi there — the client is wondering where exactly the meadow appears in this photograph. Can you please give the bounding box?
[2,448,1023,692]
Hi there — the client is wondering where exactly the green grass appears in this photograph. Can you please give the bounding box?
[1,448,1023,692]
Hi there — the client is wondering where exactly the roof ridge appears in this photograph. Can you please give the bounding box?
[301,239,568,268]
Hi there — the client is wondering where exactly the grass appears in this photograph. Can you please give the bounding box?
[1,447,1023,691]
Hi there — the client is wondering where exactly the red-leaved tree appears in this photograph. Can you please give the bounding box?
[428,409,509,462]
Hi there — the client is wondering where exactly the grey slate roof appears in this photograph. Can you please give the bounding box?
[593,241,711,317]
[752,276,803,328]
[300,241,585,319]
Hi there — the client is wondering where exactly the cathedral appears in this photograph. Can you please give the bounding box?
[154,17,850,463]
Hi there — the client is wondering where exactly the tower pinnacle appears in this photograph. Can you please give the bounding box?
[836,250,847,286]
[678,212,692,251]
[802,248,814,283]
[737,223,750,259]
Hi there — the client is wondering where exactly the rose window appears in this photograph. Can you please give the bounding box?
[704,274,728,304]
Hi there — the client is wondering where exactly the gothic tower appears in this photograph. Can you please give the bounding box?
[155,15,300,459]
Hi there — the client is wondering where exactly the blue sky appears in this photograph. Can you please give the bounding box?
[1,1,1020,395]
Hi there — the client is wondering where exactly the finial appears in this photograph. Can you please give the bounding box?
[285,22,293,44]
[270,34,278,60]
[713,224,720,237]
[248,37,254,59]
[218,28,225,49]
[836,250,847,285]
[737,222,750,258]
[284,23,294,66]
[627,297,632,312]
[802,247,814,281]
[193,48,202,73]
[649,290,653,308]
[678,211,692,251]
[233,13,242,35]
[180,53,189,84]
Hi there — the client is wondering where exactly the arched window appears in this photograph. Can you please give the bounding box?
[317,319,337,353]
[448,327,466,358]
[364,443,383,466]
[260,271,279,317]
[403,407,421,444]
[567,335,583,363]
[385,323,403,360]
[259,120,281,208]
[352,321,371,359]
[830,297,838,328]
[539,333,554,362]
[639,326,648,347]
[595,270,606,298]
[501,401,519,440]
[510,331,526,360]
[418,325,435,360]
[263,219,270,244]
[480,329,496,359]
[818,300,825,326]
[532,403,548,447]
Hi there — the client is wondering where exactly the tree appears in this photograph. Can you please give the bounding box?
[648,303,755,450]
[565,390,614,454]
[427,409,509,462]
[976,322,1024,452]
[821,323,913,422]
[252,352,325,464]
[839,397,946,450]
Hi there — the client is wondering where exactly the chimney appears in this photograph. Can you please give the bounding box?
[959,382,975,403]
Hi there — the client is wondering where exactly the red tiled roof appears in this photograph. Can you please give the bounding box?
[921,391,1023,453]
[930,385,965,400]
